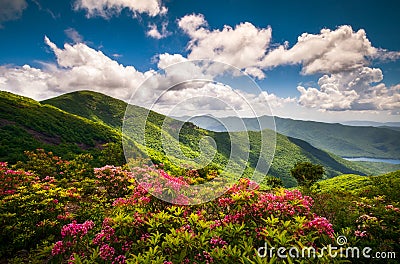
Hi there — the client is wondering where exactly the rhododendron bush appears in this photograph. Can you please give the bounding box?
[1,150,399,263]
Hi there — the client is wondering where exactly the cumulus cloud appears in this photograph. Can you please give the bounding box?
[258,91,296,109]
[176,15,400,81]
[0,0,27,27]
[0,64,58,99]
[261,26,377,75]
[297,67,400,112]
[156,53,188,69]
[146,81,288,117]
[64,28,83,43]
[177,14,272,79]
[146,21,169,39]
[0,37,154,101]
[74,0,167,18]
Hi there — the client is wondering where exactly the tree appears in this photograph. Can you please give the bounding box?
[290,162,324,187]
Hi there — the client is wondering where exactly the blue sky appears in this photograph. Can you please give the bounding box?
[0,0,399,122]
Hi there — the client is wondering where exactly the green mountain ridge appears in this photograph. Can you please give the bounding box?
[0,91,122,163]
[0,90,369,187]
[184,115,400,159]
[41,90,368,185]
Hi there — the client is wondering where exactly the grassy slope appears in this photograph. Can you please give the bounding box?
[42,91,368,187]
[0,91,122,163]
[315,170,400,201]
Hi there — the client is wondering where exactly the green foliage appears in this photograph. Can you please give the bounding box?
[290,162,325,188]
[14,149,94,180]
[1,148,399,263]
[310,170,400,257]
[98,142,127,166]
[264,176,283,189]
[0,91,120,164]
[0,157,337,262]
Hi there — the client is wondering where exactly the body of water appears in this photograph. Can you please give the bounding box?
[343,157,400,164]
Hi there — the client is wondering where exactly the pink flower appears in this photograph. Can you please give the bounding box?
[61,220,95,239]
[304,216,334,237]
[112,255,127,264]
[99,244,115,260]
[51,241,65,255]
[355,230,368,237]
[210,237,227,248]
[140,233,151,242]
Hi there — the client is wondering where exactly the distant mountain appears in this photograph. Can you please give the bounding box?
[341,121,400,127]
[379,126,400,132]
[180,115,400,159]
[0,90,368,187]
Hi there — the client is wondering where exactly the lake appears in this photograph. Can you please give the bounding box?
[343,157,400,164]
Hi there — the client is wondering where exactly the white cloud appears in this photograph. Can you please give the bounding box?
[297,67,400,112]
[146,21,169,39]
[148,81,280,117]
[0,64,58,99]
[261,26,377,75]
[177,14,272,79]
[157,53,187,69]
[244,67,265,79]
[0,0,27,27]
[74,0,167,18]
[177,13,207,33]
[372,48,400,62]
[0,37,154,101]
[64,28,83,43]
[258,91,296,109]
[176,14,400,92]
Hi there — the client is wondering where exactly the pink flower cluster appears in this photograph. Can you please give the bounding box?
[354,230,368,237]
[0,162,33,196]
[94,165,135,197]
[51,241,66,255]
[112,255,127,264]
[93,219,115,245]
[218,197,234,207]
[61,220,95,239]
[210,236,227,248]
[99,244,115,261]
[111,165,192,205]
[226,178,259,193]
[194,251,214,264]
[304,216,334,237]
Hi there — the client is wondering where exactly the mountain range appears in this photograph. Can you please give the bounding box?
[0,90,393,187]
[180,115,400,159]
